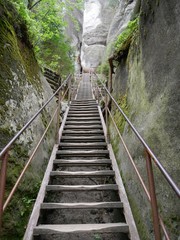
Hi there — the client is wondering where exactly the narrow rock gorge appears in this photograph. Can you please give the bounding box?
[0,0,179,239]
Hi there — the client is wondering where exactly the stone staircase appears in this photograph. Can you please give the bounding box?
[24,74,138,240]
[44,68,61,93]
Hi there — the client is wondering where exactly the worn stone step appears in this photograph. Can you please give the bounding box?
[67,114,100,117]
[34,223,129,235]
[63,125,102,130]
[71,102,96,105]
[68,111,99,114]
[40,202,123,209]
[66,116,100,121]
[70,104,97,107]
[56,150,109,157]
[61,136,105,142]
[50,170,115,177]
[53,159,112,166]
[62,130,104,135]
[59,142,107,149]
[69,108,98,111]
[72,99,96,103]
[46,184,118,191]
[65,121,101,125]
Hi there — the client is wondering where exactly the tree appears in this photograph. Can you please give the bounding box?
[10,0,84,77]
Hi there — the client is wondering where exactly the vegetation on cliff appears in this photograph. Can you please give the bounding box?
[9,0,83,76]
[114,17,139,59]
[0,1,66,239]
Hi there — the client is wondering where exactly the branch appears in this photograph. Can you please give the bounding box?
[29,0,43,10]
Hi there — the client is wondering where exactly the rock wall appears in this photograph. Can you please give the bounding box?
[65,0,83,73]
[107,0,140,45]
[81,0,119,70]
[108,1,180,239]
[0,2,56,238]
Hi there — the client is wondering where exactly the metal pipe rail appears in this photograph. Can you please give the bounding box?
[92,73,180,240]
[0,73,77,228]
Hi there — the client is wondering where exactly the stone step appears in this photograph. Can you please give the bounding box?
[66,117,101,121]
[70,104,97,107]
[59,142,107,149]
[69,108,98,111]
[60,136,105,142]
[46,184,118,191]
[67,114,100,117]
[34,223,129,235]
[56,150,109,157]
[65,121,101,125]
[53,159,112,166]
[50,170,115,177]
[40,202,123,209]
[62,130,104,135]
[72,99,96,103]
[63,125,102,130]
[68,111,99,114]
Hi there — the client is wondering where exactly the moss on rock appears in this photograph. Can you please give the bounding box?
[0,2,56,239]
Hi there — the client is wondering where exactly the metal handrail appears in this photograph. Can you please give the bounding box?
[0,74,74,228]
[107,108,170,240]
[93,73,180,197]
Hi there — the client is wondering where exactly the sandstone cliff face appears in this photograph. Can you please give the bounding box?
[0,2,56,238]
[108,1,180,239]
[81,0,119,70]
[107,0,139,45]
[65,1,83,73]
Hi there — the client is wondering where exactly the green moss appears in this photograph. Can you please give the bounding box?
[2,178,41,240]
[96,61,109,78]
[0,3,46,239]
[128,195,150,240]
[0,127,13,149]
[113,94,129,134]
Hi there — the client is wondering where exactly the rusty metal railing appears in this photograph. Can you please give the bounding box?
[92,73,180,240]
[0,73,77,228]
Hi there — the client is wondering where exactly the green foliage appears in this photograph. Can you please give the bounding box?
[94,233,102,240]
[97,62,109,78]
[115,17,139,54]
[9,0,84,77]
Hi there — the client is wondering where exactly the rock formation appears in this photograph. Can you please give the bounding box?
[0,2,57,237]
[81,0,119,71]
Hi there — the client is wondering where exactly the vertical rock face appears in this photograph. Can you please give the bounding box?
[81,0,118,70]
[64,1,83,73]
[108,1,180,239]
[107,0,139,44]
[81,0,138,70]
[0,2,57,238]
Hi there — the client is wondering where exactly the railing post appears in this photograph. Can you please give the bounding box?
[145,150,161,240]
[0,150,9,229]
[97,84,99,104]
[56,90,62,144]
[105,91,110,143]
[68,76,72,105]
